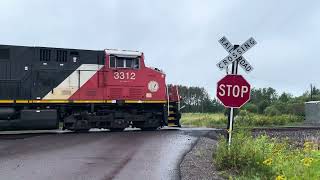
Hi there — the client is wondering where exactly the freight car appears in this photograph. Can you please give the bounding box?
[0,45,181,131]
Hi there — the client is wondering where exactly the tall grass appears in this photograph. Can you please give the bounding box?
[213,131,320,179]
[235,110,304,127]
[180,113,227,127]
[180,111,304,128]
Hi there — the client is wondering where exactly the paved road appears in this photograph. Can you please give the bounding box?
[0,128,219,180]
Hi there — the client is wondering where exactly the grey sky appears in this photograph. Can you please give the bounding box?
[1,0,319,98]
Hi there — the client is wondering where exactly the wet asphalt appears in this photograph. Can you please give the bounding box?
[0,127,220,180]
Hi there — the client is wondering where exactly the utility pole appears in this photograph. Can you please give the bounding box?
[201,97,204,113]
[310,84,313,101]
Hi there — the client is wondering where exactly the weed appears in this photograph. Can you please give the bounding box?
[213,131,320,179]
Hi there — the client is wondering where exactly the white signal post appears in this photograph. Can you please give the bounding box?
[228,108,234,146]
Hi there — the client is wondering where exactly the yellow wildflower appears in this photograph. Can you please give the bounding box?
[263,158,272,166]
[272,149,280,155]
[275,175,286,180]
[303,142,314,152]
[301,157,313,167]
[272,144,284,155]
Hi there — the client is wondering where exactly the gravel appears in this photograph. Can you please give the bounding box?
[252,129,320,147]
[180,137,224,180]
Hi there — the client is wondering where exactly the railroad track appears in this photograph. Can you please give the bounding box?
[216,126,320,139]
[251,126,320,131]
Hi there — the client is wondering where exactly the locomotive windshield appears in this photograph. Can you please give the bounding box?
[110,56,139,69]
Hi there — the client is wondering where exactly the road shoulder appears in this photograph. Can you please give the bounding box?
[180,137,224,180]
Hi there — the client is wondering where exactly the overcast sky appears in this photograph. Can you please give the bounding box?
[1,0,319,98]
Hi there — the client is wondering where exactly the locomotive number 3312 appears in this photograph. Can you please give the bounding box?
[113,72,136,80]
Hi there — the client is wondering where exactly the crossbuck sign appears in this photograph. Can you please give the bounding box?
[217,36,257,73]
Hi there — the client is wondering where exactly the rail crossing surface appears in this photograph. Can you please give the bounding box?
[0,128,218,180]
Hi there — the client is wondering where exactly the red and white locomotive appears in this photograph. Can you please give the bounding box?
[0,45,181,131]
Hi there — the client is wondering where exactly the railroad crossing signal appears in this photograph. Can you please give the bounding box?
[216,36,257,146]
[216,74,251,108]
[216,36,257,72]
[218,36,254,73]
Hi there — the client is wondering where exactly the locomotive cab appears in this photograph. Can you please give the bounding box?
[102,49,167,102]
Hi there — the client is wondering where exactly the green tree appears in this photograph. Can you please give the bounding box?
[264,106,280,116]
[174,85,224,113]
[278,92,292,103]
[250,87,278,114]
[243,103,258,113]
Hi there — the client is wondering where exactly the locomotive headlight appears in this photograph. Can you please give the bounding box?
[148,81,159,92]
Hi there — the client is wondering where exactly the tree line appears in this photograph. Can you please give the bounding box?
[174,85,224,113]
[176,84,319,116]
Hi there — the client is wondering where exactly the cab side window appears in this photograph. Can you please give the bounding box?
[109,56,140,69]
[133,58,139,69]
[117,58,125,68]
[110,56,116,68]
[126,59,133,68]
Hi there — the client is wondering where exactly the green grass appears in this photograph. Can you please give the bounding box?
[213,130,320,179]
[235,110,304,127]
[180,111,304,128]
[180,113,227,128]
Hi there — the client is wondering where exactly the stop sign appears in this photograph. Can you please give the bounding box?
[216,75,251,108]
